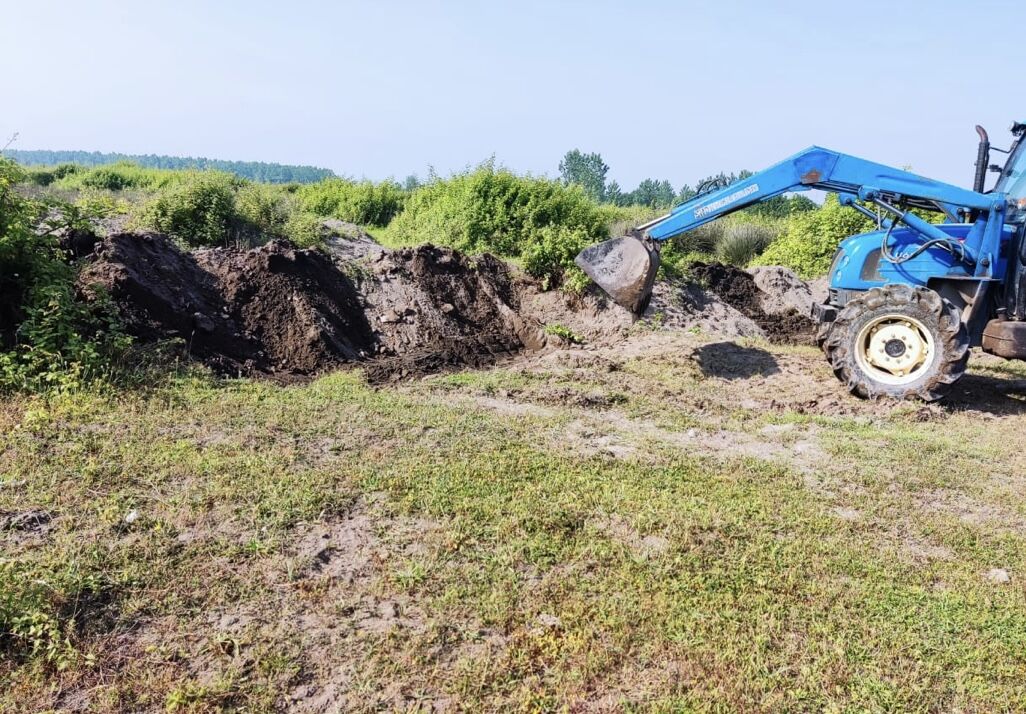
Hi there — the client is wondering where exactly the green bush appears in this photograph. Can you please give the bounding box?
[675,220,725,255]
[388,163,608,288]
[73,189,131,219]
[55,162,182,192]
[298,178,406,226]
[24,163,80,187]
[0,159,131,392]
[521,225,592,291]
[656,214,785,276]
[600,203,664,239]
[138,172,244,247]
[753,194,876,277]
[136,173,322,248]
[716,222,775,266]
[283,211,326,248]
[236,183,298,239]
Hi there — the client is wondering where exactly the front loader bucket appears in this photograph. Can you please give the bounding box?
[575,235,660,313]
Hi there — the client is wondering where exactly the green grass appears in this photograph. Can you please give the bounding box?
[3,345,1026,711]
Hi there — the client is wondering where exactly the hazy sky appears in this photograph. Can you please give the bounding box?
[5,0,1024,189]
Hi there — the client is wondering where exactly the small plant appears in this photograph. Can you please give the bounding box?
[716,222,775,266]
[545,323,584,344]
[138,171,244,247]
[0,560,111,671]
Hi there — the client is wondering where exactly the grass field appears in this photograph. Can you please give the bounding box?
[3,332,1026,711]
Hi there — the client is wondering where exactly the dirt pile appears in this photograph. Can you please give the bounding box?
[688,262,817,344]
[77,230,824,381]
[80,233,375,375]
[356,245,541,382]
[746,266,819,317]
[79,233,539,380]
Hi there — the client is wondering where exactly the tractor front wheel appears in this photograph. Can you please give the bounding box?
[821,284,968,401]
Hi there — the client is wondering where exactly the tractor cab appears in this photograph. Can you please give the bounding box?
[994,122,1026,218]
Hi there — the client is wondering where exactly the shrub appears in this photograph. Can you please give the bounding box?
[753,194,876,277]
[138,172,244,247]
[600,203,664,239]
[283,211,326,249]
[388,163,608,288]
[55,162,181,191]
[0,158,131,392]
[73,189,131,219]
[521,225,592,291]
[236,183,297,239]
[25,163,80,187]
[716,222,775,266]
[298,178,405,226]
[675,220,725,255]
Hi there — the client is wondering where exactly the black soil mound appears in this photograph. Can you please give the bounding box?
[359,245,534,382]
[80,234,375,376]
[79,234,535,380]
[689,262,816,345]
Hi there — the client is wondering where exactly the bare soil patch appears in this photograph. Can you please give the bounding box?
[689,262,817,345]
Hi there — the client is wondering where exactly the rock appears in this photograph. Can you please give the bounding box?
[380,309,402,324]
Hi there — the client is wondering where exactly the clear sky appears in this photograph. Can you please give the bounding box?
[5,0,1024,190]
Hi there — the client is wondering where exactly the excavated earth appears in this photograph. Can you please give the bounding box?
[689,262,818,344]
[76,226,822,381]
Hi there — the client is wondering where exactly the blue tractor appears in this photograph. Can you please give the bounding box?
[576,122,1026,401]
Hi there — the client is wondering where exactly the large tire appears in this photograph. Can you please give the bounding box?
[821,284,969,401]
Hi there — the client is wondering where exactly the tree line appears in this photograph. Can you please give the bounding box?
[558,149,816,218]
[5,149,335,184]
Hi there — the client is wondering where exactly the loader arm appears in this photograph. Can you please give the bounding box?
[642,146,998,241]
[577,146,1008,312]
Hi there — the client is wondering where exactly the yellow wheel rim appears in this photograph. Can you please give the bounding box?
[854,314,935,386]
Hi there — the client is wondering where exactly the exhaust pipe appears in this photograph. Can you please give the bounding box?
[974,125,990,194]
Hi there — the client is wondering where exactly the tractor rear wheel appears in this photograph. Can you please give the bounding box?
[821,284,968,401]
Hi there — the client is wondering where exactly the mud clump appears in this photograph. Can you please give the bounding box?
[689,262,817,345]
